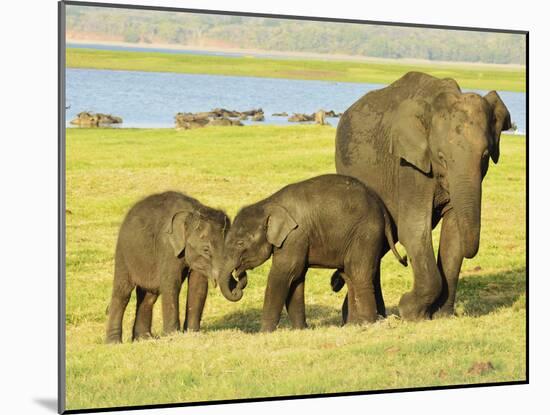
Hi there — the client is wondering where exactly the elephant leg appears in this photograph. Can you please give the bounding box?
[341,294,348,325]
[431,209,464,317]
[344,265,377,324]
[160,266,184,335]
[105,253,135,344]
[339,262,385,322]
[341,282,360,325]
[397,170,442,320]
[183,270,208,332]
[397,238,442,320]
[261,277,289,332]
[285,274,307,329]
[261,252,306,333]
[339,270,358,325]
[373,264,386,317]
[132,287,158,341]
[343,229,381,324]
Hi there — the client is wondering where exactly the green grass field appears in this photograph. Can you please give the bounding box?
[65,126,526,410]
[66,48,526,92]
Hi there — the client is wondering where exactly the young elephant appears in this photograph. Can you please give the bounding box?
[215,174,407,332]
[105,191,236,344]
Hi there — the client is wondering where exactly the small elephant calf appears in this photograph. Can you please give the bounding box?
[105,191,230,344]
[216,174,407,332]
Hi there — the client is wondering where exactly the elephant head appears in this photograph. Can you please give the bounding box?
[165,207,230,283]
[389,89,511,258]
[215,203,297,301]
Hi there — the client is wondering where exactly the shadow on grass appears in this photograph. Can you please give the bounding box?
[205,304,341,333]
[205,268,525,332]
[457,267,526,316]
[385,267,526,318]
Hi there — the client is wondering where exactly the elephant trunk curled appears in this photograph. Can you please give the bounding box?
[216,261,247,302]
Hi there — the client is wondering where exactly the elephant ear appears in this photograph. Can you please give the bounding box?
[389,99,431,174]
[265,204,298,248]
[165,210,193,257]
[484,90,512,164]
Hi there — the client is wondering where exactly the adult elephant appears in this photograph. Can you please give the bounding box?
[335,71,511,320]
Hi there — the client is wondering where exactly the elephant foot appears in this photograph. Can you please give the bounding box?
[431,305,456,319]
[260,321,278,333]
[132,332,154,342]
[290,321,308,330]
[105,335,122,345]
[398,292,430,321]
[162,324,180,336]
[347,316,377,326]
[345,309,377,326]
[183,325,200,333]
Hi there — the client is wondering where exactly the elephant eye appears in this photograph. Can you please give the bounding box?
[236,240,245,247]
[202,246,210,255]
[482,149,489,160]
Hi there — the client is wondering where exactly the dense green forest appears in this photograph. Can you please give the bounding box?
[66,6,526,65]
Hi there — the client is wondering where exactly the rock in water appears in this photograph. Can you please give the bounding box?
[288,113,314,122]
[70,111,123,127]
[208,117,243,127]
[175,112,243,129]
[175,113,209,130]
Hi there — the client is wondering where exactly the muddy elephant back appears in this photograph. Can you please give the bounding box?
[336,75,409,170]
[335,72,450,216]
[336,71,462,167]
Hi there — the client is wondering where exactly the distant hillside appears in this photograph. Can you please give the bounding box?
[66,5,526,65]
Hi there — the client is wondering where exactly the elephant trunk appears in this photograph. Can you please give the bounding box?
[449,173,482,259]
[217,261,246,302]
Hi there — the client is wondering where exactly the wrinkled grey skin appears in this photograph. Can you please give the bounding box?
[335,72,512,320]
[216,175,407,332]
[105,191,230,344]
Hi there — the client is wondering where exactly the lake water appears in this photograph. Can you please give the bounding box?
[66,68,526,134]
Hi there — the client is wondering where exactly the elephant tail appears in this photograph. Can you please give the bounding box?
[382,205,408,267]
[330,270,346,293]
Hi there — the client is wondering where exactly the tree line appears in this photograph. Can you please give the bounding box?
[66,6,526,65]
